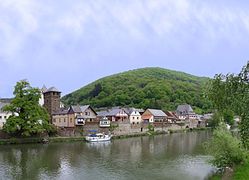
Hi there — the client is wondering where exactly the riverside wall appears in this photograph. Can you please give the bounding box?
[55,122,188,137]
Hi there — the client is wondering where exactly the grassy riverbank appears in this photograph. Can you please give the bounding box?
[233,157,249,179]
[209,155,249,180]
[0,127,211,145]
[0,136,86,145]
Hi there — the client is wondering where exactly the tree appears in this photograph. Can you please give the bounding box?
[3,80,53,137]
[204,125,246,169]
[207,61,249,149]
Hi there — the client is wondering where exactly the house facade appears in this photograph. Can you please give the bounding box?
[124,108,142,125]
[0,102,12,129]
[52,108,75,128]
[99,117,111,127]
[176,104,197,120]
[142,109,167,123]
[68,105,98,126]
[165,111,179,123]
[97,107,129,123]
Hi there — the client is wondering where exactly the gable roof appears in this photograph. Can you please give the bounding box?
[147,109,167,117]
[70,105,82,113]
[123,108,137,115]
[70,105,97,115]
[52,108,69,115]
[97,110,109,117]
[80,105,90,112]
[165,111,178,119]
[176,104,194,113]
[41,85,47,92]
[107,108,127,116]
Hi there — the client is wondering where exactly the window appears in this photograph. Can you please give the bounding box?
[133,117,135,120]
[132,122,135,125]
[64,118,66,122]
[137,117,139,120]
[4,116,7,119]
[85,112,88,116]
[53,119,56,123]
[59,118,61,123]
[0,116,2,119]
[70,118,72,123]
[137,122,139,124]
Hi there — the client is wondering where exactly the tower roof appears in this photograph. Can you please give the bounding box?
[44,87,61,93]
[41,85,47,92]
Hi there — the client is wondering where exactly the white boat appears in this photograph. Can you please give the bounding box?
[85,133,112,142]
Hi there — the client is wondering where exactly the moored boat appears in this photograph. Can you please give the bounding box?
[85,133,112,142]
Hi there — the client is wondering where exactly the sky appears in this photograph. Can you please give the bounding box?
[0,0,249,97]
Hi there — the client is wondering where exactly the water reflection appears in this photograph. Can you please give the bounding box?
[0,131,214,180]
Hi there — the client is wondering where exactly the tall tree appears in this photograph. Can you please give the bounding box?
[207,61,249,149]
[3,80,53,136]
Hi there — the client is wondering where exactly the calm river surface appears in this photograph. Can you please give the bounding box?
[0,131,214,180]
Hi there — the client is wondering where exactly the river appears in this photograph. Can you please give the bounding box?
[0,131,215,180]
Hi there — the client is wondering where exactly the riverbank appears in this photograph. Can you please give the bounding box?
[209,156,249,180]
[0,127,211,145]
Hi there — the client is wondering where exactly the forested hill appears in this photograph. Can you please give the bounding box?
[62,67,212,113]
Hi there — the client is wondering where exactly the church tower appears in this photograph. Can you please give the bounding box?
[43,87,61,120]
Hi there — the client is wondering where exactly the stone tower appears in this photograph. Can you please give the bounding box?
[43,87,61,120]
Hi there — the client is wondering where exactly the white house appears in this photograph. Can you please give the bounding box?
[99,117,111,127]
[124,108,142,125]
[0,102,12,129]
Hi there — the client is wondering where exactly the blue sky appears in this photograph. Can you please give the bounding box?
[0,0,248,97]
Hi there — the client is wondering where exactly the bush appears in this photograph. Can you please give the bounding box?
[204,125,246,169]
[148,124,154,132]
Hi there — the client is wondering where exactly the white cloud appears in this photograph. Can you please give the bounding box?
[0,0,39,65]
[1,0,249,66]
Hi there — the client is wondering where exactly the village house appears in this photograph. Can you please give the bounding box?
[165,111,179,123]
[0,102,12,129]
[142,109,167,123]
[106,108,129,123]
[52,109,74,128]
[99,117,111,127]
[68,105,98,125]
[97,107,129,123]
[124,108,142,125]
[51,105,98,128]
[176,104,197,120]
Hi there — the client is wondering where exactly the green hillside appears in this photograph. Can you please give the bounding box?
[62,67,212,113]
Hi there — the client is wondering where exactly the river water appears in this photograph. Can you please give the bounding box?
[0,131,215,180]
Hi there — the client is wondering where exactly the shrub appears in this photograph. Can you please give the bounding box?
[148,124,154,132]
[204,124,246,169]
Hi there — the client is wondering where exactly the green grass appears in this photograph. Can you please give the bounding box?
[233,158,249,180]
[208,174,222,180]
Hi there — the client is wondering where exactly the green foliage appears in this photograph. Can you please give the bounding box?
[109,124,118,132]
[204,125,246,169]
[207,62,249,149]
[233,157,249,180]
[207,111,222,128]
[3,80,53,137]
[62,67,211,112]
[223,109,234,126]
[148,124,154,132]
